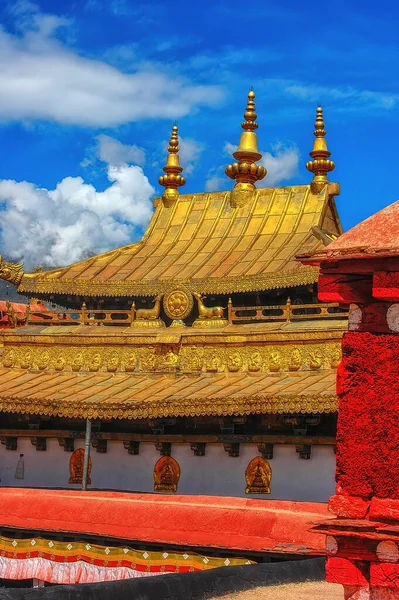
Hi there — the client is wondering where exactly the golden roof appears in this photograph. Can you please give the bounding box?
[0,319,343,418]
[0,368,337,420]
[18,183,341,298]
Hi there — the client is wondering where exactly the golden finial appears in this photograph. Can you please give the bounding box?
[306,106,335,191]
[226,90,267,207]
[158,124,186,207]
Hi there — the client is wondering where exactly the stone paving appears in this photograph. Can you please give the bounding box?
[214,581,344,599]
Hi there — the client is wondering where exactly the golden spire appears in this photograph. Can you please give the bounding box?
[158,124,186,207]
[226,90,267,207]
[306,106,335,191]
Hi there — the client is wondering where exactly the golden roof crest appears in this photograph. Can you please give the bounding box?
[158,124,186,207]
[226,90,267,207]
[306,106,335,192]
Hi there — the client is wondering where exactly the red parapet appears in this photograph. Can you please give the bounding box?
[0,488,328,556]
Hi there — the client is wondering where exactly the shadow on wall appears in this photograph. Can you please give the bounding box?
[0,558,325,600]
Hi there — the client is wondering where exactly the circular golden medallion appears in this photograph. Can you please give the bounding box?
[163,287,193,320]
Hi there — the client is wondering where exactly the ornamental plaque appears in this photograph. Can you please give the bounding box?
[163,287,193,321]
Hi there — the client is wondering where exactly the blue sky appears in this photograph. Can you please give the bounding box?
[0,0,397,269]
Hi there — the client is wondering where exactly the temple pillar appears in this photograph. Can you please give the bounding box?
[299,200,399,599]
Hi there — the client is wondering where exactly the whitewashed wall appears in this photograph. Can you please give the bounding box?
[0,439,335,502]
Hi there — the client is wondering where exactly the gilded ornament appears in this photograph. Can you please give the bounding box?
[20,351,32,370]
[124,353,137,372]
[330,348,341,369]
[227,352,242,372]
[248,351,262,372]
[38,351,50,370]
[72,353,84,372]
[163,347,179,366]
[3,350,15,368]
[289,349,302,371]
[163,288,193,321]
[306,106,335,191]
[55,356,65,371]
[107,353,119,372]
[6,301,28,328]
[132,295,163,321]
[245,456,272,494]
[206,354,222,372]
[154,456,180,492]
[158,124,186,207]
[0,255,24,286]
[309,351,322,370]
[269,352,281,372]
[225,90,267,208]
[89,353,102,372]
[193,292,224,319]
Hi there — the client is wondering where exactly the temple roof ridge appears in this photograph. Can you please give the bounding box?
[17,182,342,298]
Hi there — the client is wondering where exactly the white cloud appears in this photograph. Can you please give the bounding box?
[96,134,146,167]
[0,2,223,127]
[0,157,155,270]
[223,141,299,188]
[178,137,204,175]
[205,174,225,192]
[259,145,299,187]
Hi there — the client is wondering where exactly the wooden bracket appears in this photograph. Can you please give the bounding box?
[296,444,312,459]
[0,437,17,451]
[258,443,273,460]
[123,441,140,455]
[31,437,46,451]
[155,442,171,456]
[58,438,74,452]
[190,442,206,456]
[92,439,107,453]
[223,443,240,457]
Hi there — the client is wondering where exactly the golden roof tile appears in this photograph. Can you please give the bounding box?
[0,368,337,420]
[18,184,342,298]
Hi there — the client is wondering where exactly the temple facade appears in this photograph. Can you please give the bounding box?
[0,93,346,503]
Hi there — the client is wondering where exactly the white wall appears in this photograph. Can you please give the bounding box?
[0,439,336,502]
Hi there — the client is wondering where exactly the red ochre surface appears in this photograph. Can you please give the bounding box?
[336,330,399,500]
[0,488,328,555]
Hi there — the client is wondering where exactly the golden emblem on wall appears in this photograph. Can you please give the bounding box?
[38,351,50,370]
[89,352,102,372]
[72,352,84,372]
[3,350,15,368]
[289,348,302,371]
[69,448,92,485]
[20,351,32,370]
[154,456,180,492]
[269,351,281,372]
[107,353,119,372]
[124,352,137,372]
[55,356,65,371]
[163,287,193,321]
[227,352,242,372]
[245,457,272,494]
[248,351,262,372]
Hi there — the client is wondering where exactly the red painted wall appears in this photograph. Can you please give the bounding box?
[336,331,399,499]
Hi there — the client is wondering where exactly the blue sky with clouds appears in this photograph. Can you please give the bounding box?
[0,0,397,269]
